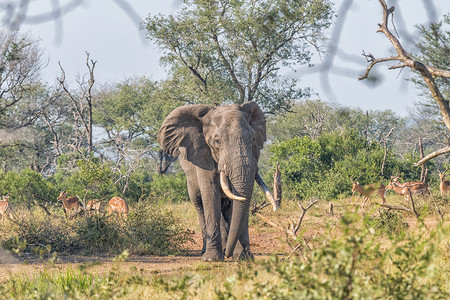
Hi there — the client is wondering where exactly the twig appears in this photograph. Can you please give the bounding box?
[255,212,288,233]
[251,201,271,214]
[287,243,302,259]
[293,199,319,235]
[33,194,60,207]
[35,203,63,219]
[255,198,319,241]
[407,189,420,220]
[427,187,444,222]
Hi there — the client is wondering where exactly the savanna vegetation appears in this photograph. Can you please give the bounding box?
[0,0,449,299]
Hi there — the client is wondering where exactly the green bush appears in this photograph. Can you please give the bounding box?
[269,130,395,200]
[149,173,189,203]
[51,153,119,203]
[365,209,409,236]
[216,213,449,299]
[73,215,129,254]
[1,210,79,254]
[0,169,57,205]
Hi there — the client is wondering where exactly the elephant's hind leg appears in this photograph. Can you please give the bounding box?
[187,180,207,255]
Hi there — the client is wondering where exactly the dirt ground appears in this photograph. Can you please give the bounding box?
[0,226,289,282]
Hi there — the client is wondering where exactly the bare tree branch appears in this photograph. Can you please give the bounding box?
[414,146,450,166]
[360,0,450,165]
[255,198,318,242]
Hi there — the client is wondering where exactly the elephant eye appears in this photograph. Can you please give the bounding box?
[214,138,221,146]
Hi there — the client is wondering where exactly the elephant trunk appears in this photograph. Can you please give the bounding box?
[223,161,256,258]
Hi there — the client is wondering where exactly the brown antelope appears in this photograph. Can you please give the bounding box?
[386,178,428,200]
[438,169,450,196]
[108,197,129,221]
[86,199,103,215]
[352,179,386,207]
[0,194,13,221]
[57,190,81,218]
[390,176,423,187]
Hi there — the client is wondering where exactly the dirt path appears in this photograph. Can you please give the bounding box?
[0,227,288,281]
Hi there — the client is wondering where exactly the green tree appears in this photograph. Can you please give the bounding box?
[267,100,404,144]
[0,28,44,123]
[95,77,183,176]
[145,0,333,112]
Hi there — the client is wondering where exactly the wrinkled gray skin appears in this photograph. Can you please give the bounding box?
[159,102,266,261]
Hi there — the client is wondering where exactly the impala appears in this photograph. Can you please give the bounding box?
[86,199,103,214]
[0,194,13,221]
[438,169,450,196]
[390,176,422,187]
[108,197,129,221]
[57,190,81,218]
[386,178,428,200]
[352,179,386,207]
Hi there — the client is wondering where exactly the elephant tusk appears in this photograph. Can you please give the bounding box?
[220,171,247,201]
[255,173,278,212]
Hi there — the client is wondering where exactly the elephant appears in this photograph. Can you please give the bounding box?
[158,101,278,261]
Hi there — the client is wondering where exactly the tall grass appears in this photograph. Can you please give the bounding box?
[0,201,193,257]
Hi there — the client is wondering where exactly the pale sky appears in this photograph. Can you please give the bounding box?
[11,0,450,116]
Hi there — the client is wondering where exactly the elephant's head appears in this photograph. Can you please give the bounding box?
[159,101,277,257]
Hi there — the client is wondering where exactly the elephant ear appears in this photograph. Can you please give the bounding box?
[240,101,266,158]
[158,104,215,170]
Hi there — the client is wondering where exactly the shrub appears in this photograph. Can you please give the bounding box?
[365,209,409,236]
[1,209,79,254]
[0,169,57,206]
[269,130,394,200]
[127,202,192,255]
[1,202,192,256]
[73,215,130,254]
[51,153,119,203]
[149,173,189,203]
[216,213,449,299]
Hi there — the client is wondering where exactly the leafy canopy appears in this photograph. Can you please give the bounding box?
[145,0,333,112]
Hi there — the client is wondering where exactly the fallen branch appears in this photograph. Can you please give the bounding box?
[379,203,413,213]
[251,201,272,214]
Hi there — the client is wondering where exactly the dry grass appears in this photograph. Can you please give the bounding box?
[0,192,448,299]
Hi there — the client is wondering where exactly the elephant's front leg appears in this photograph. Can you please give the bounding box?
[236,211,254,260]
[222,199,253,260]
[198,168,224,261]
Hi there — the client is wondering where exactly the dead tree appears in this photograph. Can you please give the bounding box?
[359,0,450,166]
[255,198,319,255]
[57,52,96,153]
[252,163,282,213]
